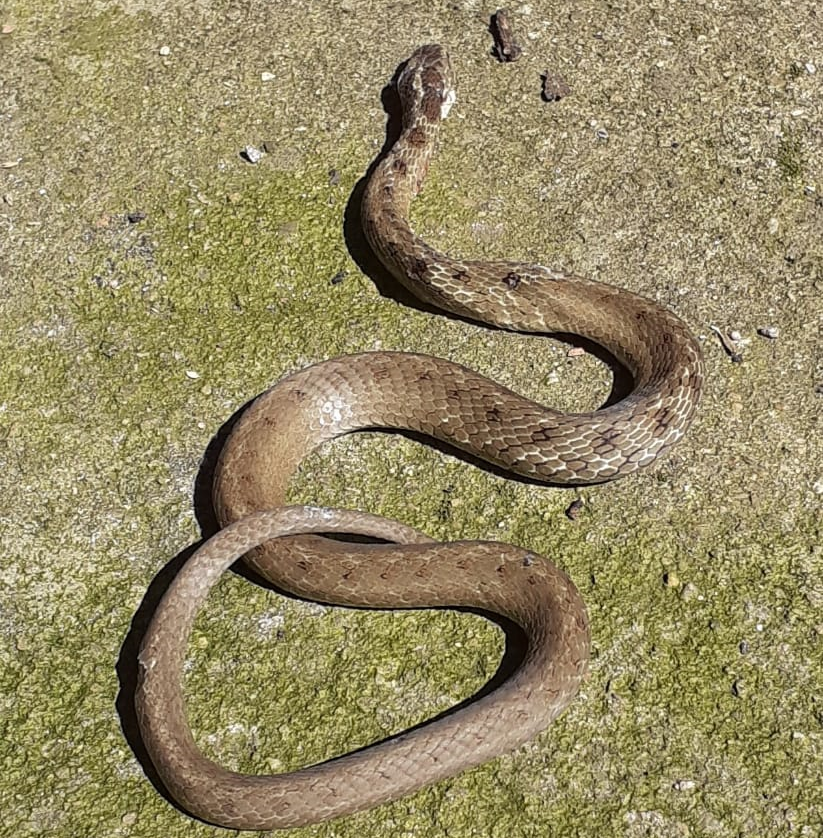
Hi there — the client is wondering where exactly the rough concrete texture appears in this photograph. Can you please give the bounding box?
[0,0,821,836]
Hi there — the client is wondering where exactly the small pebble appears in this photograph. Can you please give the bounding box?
[242,145,264,164]
[542,71,571,102]
[757,325,779,339]
[185,369,200,380]
[673,779,696,792]
[159,45,170,56]
[260,71,275,82]
[567,346,585,358]
[728,330,742,342]
[680,582,698,601]
[806,62,817,74]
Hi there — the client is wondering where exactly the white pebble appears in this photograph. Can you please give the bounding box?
[757,326,779,339]
[261,71,275,82]
[243,145,264,164]
[806,62,816,74]
[159,45,170,56]
[728,330,742,342]
[680,582,698,601]
[185,369,200,379]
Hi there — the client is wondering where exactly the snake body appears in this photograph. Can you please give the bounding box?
[136,45,703,829]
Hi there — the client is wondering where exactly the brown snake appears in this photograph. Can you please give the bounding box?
[135,45,703,829]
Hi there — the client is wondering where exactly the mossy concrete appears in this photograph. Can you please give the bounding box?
[0,1,820,836]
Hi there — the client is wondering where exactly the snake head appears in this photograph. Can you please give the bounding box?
[397,44,457,127]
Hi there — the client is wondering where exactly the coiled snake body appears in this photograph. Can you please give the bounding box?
[136,45,703,829]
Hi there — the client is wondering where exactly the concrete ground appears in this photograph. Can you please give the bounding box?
[0,1,820,836]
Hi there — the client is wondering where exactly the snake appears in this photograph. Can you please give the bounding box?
[135,45,703,829]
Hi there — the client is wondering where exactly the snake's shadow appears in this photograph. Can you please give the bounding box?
[116,540,199,811]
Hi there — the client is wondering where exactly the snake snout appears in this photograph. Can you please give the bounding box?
[398,44,456,124]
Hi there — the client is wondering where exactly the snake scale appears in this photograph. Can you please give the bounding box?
[135,45,703,829]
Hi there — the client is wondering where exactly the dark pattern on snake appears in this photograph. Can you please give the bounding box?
[135,45,703,829]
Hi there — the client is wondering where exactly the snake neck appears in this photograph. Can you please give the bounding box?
[363,139,701,394]
[361,49,704,400]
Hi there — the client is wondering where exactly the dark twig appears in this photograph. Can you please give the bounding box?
[710,325,743,363]
[490,9,523,62]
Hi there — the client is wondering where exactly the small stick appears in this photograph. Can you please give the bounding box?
[710,325,743,363]
[490,8,523,62]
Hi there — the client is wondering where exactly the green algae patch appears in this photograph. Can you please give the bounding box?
[62,7,145,62]
[184,583,504,776]
[73,162,359,372]
[776,129,806,183]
